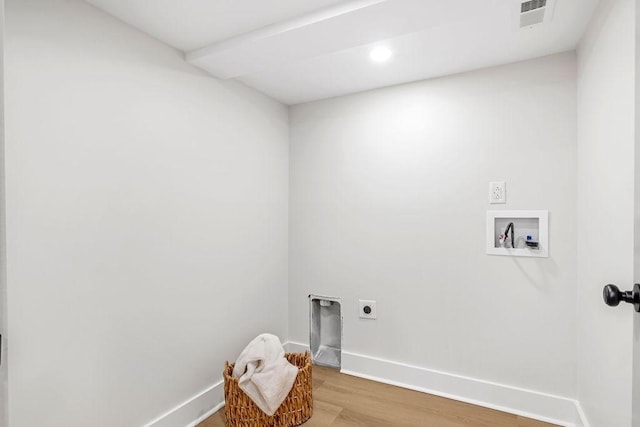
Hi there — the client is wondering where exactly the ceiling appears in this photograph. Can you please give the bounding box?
[85,0,599,105]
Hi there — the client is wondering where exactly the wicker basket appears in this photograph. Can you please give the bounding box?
[223,352,313,427]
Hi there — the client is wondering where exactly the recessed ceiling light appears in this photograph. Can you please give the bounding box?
[369,46,392,62]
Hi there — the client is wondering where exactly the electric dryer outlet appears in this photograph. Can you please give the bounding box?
[359,300,377,319]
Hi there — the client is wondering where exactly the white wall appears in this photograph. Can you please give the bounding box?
[289,52,578,400]
[0,0,7,425]
[4,1,289,426]
[635,3,640,425]
[576,0,636,426]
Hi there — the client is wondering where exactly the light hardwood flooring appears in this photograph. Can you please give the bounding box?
[198,365,559,427]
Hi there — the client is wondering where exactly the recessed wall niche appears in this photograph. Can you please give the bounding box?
[486,210,549,258]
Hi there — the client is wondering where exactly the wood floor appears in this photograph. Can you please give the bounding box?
[198,365,558,427]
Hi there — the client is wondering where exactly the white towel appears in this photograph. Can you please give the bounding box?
[231,334,299,416]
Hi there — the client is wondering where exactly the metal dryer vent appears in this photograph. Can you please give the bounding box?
[309,295,342,369]
[519,0,555,28]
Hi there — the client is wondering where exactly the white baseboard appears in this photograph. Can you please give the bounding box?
[285,341,589,427]
[142,380,225,427]
[284,341,309,354]
[185,401,225,427]
[573,401,591,427]
[141,341,590,427]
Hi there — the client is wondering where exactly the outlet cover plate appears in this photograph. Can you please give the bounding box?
[490,181,506,204]
[359,300,377,319]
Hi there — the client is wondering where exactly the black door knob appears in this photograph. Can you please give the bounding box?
[603,284,640,312]
[603,284,623,306]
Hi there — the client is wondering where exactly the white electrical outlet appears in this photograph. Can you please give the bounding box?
[489,181,506,204]
[359,300,376,319]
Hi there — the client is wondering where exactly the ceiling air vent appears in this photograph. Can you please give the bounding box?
[521,0,546,13]
[519,0,554,28]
